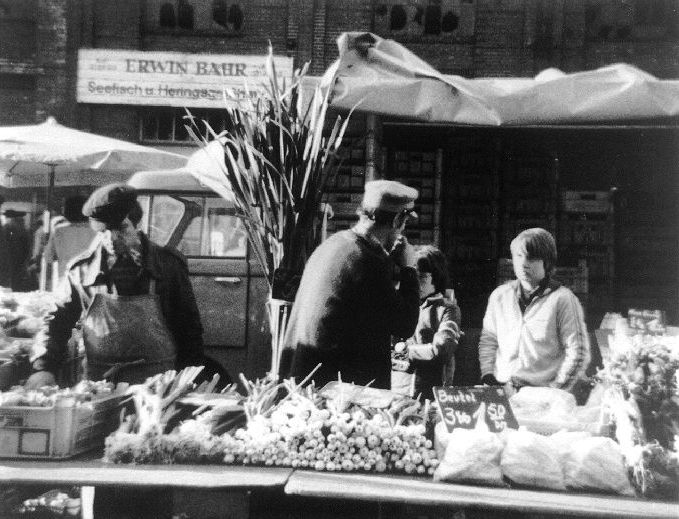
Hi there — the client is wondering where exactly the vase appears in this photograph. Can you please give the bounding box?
[267,297,293,379]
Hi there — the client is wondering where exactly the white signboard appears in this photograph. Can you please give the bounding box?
[77,49,294,108]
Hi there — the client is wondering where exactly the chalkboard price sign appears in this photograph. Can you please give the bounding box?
[433,386,519,433]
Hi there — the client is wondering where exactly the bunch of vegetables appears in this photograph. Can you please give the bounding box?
[218,374,438,475]
[600,334,679,498]
[104,367,439,475]
[0,379,120,407]
[104,366,239,464]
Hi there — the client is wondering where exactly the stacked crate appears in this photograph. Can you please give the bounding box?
[499,154,559,256]
[557,190,614,324]
[323,138,367,235]
[558,191,615,282]
[390,150,437,245]
[444,139,502,326]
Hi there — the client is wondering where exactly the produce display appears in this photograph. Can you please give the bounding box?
[600,332,679,499]
[0,290,58,390]
[104,367,439,475]
[433,405,634,495]
[0,379,121,407]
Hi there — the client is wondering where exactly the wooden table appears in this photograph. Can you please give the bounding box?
[284,471,679,519]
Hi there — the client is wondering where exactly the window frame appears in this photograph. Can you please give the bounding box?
[141,192,249,260]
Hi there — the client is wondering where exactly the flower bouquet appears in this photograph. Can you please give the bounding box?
[185,46,357,376]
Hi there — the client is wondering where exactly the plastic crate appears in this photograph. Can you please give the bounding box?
[0,392,124,459]
[562,191,611,214]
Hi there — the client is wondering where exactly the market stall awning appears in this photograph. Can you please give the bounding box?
[0,117,188,189]
[129,140,235,202]
[323,33,679,126]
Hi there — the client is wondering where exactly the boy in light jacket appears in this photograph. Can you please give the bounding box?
[479,228,590,395]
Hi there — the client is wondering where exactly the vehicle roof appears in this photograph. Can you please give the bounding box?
[128,168,213,193]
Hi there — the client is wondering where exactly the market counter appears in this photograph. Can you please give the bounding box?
[0,457,292,519]
[0,457,292,489]
[284,471,679,519]
[2,459,678,519]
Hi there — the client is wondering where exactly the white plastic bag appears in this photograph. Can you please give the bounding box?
[501,429,566,490]
[561,436,636,496]
[434,403,506,486]
[509,387,576,423]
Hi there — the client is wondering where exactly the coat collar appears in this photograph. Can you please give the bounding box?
[511,276,562,301]
[77,232,160,286]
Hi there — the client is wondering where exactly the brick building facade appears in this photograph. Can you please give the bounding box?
[1,0,678,326]
[2,0,678,127]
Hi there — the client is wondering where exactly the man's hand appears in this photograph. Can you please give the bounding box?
[390,236,417,267]
[25,371,57,389]
[503,382,517,398]
[481,374,502,386]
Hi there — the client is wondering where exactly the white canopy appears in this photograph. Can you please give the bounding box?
[0,117,188,188]
[323,32,679,126]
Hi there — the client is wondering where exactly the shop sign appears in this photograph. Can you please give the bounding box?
[76,49,293,108]
[433,386,518,433]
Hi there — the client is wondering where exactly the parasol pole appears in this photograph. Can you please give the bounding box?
[39,163,56,291]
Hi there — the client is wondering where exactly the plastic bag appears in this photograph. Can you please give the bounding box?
[561,436,636,495]
[501,429,566,490]
[434,404,505,486]
[509,387,576,422]
[550,430,592,462]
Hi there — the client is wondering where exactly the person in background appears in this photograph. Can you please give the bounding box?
[479,228,590,396]
[26,183,205,389]
[280,180,421,389]
[0,207,32,291]
[43,195,97,285]
[27,211,66,289]
[392,245,461,401]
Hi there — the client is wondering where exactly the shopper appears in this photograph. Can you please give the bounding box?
[392,245,461,401]
[43,195,97,284]
[280,180,421,389]
[25,183,205,388]
[479,228,590,395]
[0,207,32,291]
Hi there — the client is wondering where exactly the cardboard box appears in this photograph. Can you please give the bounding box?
[0,393,123,459]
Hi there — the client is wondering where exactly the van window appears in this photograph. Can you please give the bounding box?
[139,194,247,258]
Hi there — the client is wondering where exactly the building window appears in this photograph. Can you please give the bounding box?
[376,1,474,40]
[585,0,678,41]
[149,0,243,32]
[424,1,441,35]
[140,108,228,143]
[159,3,176,27]
[213,0,227,27]
[390,5,408,30]
[228,4,243,31]
[177,0,194,29]
[441,11,459,32]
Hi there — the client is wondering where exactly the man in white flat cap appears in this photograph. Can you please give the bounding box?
[280,180,420,389]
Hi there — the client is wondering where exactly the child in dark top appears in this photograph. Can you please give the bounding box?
[392,245,461,401]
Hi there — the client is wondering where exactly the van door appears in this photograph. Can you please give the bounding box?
[139,193,253,382]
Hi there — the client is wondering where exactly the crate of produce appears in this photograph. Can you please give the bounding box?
[562,190,611,214]
[0,383,125,459]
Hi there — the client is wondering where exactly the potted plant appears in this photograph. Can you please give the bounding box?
[186,47,356,377]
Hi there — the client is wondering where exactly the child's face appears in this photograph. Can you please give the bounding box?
[417,270,436,298]
[512,250,546,287]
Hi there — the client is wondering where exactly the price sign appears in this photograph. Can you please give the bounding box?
[433,386,519,433]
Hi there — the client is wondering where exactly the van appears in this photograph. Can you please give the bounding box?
[127,169,270,382]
